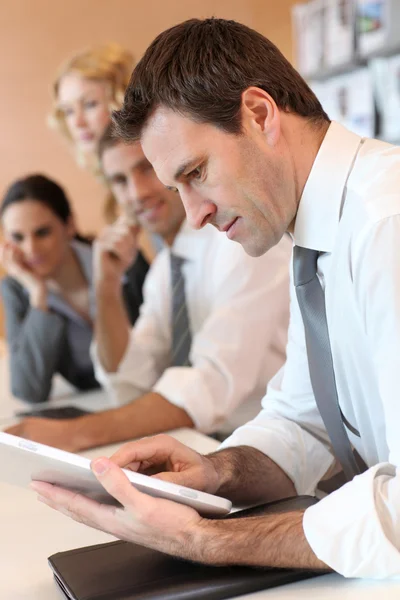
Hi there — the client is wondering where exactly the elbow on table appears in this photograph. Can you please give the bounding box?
[10,372,50,404]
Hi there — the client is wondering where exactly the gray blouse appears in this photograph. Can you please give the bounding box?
[1,241,98,403]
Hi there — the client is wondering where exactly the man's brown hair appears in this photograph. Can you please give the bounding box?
[113,18,329,141]
[97,123,123,163]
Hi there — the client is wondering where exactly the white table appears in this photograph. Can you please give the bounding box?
[0,427,221,600]
[0,355,113,429]
[1,360,400,598]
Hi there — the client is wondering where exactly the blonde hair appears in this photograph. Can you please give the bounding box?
[49,43,135,222]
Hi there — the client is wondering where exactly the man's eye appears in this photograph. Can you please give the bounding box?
[188,167,202,180]
[11,233,23,243]
[112,177,126,186]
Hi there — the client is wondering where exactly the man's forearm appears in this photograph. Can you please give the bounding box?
[73,392,194,450]
[95,282,131,372]
[207,446,296,506]
[191,510,329,570]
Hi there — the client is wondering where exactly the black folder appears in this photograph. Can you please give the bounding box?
[48,495,326,600]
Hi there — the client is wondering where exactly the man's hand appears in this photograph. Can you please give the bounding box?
[0,242,47,309]
[30,456,205,560]
[110,434,296,506]
[29,451,328,570]
[5,417,83,452]
[110,434,221,494]
[94,217,140,288]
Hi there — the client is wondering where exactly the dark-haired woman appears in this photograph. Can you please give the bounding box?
[0,174,136,403]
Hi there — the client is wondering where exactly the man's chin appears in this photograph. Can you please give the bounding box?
[238,237,273,258]
[141,221,165,237]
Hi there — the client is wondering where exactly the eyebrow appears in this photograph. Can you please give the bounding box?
[10,224,52,237]
[173,156,204,181]
[58,94,95,110]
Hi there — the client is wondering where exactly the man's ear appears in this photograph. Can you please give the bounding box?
[240,86,281,146]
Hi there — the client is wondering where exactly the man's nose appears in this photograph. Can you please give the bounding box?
[179,189,216,230]
[127,173,150,203]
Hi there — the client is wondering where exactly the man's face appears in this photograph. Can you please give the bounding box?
[101,141,186,243]
[141,106,297,257]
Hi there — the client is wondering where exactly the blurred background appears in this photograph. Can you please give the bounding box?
[1,0,399,339]
[293,0,400,142]
[0,0,301,338]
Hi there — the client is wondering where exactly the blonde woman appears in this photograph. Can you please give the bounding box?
[50,44,132,222]
[49,44,151,325]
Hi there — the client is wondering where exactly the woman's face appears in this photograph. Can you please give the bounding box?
[2,200,74,278]
[57,73,111,154]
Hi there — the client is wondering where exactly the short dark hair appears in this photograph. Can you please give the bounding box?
[1,174,91,244]
[97,123,124,162]
[1,174,73,222]
[113,18,329,141]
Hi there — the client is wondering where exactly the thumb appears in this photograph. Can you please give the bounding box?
[91,457,145,508]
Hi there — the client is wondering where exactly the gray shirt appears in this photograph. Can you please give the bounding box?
[1,241,98,403]
[1,239,150,404]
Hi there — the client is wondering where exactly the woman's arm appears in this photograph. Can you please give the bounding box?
[1,277,66,403]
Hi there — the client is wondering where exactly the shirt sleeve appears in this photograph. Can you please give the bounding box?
[304,215,400,578]
[223,215,400,579]
[220,261,335,493]
[1,277,66,403]
[153,236,291,433]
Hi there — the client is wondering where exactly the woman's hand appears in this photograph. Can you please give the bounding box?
[0,242,47,309]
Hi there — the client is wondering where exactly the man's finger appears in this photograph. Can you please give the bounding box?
[30,480,119,531]
[110,435,180,469]
[152,470,199,487]
[91,457,148,509]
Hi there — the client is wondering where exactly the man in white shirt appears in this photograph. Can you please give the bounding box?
[31,18,400,579]
[11,127,291,450]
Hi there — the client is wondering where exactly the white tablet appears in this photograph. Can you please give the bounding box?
[0,432,232,517]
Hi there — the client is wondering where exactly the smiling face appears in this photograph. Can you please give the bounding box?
[101,141,186,244]
[140,91,298,257]
[57,73,111,153]
[1,200,74,278]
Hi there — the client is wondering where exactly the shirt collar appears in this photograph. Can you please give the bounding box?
[293,121,363,252]
[169,220,214,261]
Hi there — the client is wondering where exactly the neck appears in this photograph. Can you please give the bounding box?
[282,116,330,234]
[48,243,86,292]
[162,219,185,247]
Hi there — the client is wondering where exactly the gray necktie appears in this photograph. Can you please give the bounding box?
[293,245,366,481]
[170,253,192,367]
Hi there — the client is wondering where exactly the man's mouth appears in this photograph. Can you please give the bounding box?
[138,200,165,223]
[222,217,239,239]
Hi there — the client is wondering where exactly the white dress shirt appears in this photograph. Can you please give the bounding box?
[221,121,400,579]
[93,221,291,434]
